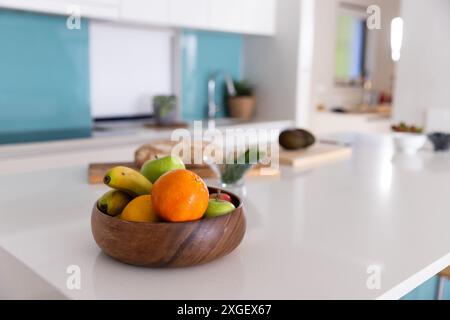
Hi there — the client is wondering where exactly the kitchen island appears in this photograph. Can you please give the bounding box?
[0,129,449,299]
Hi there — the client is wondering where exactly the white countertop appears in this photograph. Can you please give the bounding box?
[1,129,449,300]
[0,119,291,161]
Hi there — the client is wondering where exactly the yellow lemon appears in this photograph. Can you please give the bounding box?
[120,195,158,222]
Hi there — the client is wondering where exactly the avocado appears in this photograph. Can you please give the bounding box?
[279,129,316,150]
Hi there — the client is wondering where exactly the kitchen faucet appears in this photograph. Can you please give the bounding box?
[208,71,236,120]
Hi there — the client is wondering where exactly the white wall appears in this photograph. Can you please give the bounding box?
[393,0,450,127]
[90,22,174,118]
[243,0,301,121]
[371,0,399,95]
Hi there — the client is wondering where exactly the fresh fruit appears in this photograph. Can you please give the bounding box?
[209,191,232,203]
[204,199,236,218]
[152,169,209,222]
[103,166,152,197]
[279,129,315,150]
[120,195,159,222]
[140,155,185,183]
[391,122,424,134]
[97,190,132,216]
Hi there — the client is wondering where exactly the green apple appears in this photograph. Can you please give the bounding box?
[204,199,236,218]
[140,155,185,183]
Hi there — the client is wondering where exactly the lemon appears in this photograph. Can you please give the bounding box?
[120,195,158,222]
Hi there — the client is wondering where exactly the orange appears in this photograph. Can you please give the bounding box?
[152,169,209,222]
[120,195,159,222]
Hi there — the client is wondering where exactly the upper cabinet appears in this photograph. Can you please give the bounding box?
[171,0,276,35]
[0,0,121,20]
[120,0,168,25]
[210,0,243,34]
[242,0,276,35]
[168,0,210,29]
[0,0,276,36]
[209,0,276,35]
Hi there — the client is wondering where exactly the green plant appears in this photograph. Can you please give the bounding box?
[153,95,176,118]
[220,148,265,184]
[233,81,254,97]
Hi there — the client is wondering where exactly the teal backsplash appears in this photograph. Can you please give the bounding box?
[0,13,244,143]
[0,10,91,144]
[181,30,242,120]
[402,275,450,300]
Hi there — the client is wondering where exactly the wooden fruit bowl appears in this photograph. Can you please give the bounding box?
[91,187,245,268]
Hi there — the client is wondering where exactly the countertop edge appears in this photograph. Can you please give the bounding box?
[376,252,450,300]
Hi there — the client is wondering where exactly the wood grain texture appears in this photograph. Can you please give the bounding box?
[142,121,188,129]
[279,143,352,169]
[88,162,137,184]
[91,187,246,268]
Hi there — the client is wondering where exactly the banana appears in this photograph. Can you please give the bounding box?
[103,166,153,197]
[97,190,132,216]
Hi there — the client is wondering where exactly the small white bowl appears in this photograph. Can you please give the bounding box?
[393,132,426,154]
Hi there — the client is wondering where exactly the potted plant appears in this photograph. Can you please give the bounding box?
[153,95,176,125]
[227,81,256,120]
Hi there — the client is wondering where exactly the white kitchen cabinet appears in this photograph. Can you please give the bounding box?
[210,0,242,33]
[120,0,168,25]
[241,0,276,35]
[0,0,276,36]
[168,0,210,29]
[169,0,276,35]
[0,0,120,20]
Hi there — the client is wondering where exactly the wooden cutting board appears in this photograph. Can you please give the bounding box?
[143,121,188,129]
[279,143,352,169]
[88,162,279,184]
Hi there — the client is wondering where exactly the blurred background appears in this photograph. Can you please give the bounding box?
[1,0,448,144]
[0,0,450,300]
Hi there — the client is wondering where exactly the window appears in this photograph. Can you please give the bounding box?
[334,4,368,86]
